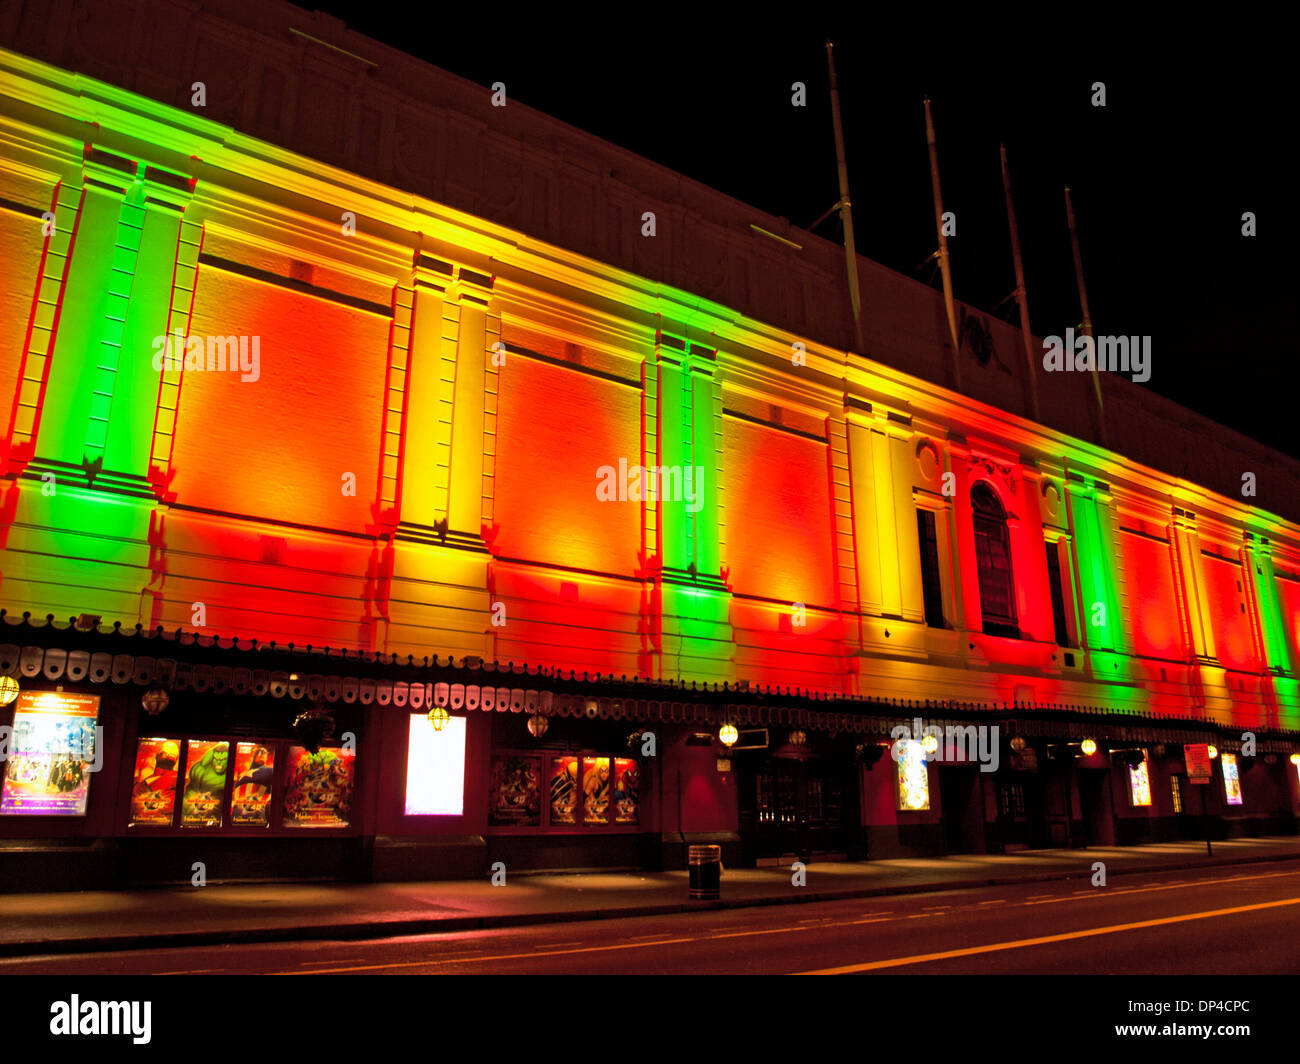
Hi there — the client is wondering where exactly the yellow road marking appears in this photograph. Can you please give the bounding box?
[284,937,697,974]
[799,895,1300,974]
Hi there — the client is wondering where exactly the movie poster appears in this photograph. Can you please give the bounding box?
[1127,754,1152,807]
[0,691,99,816]
[549,756,578,825]
[1221,753,1243,806]
[489,755,540,826]
[282,746,355,828]
[896,739,931,811]
[181,740,229,827]
[230,743,275,826]
[583,757,610,823]
[613,758,639,823]
[129,738,181,826]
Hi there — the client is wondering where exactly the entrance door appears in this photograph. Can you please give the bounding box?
[741,758,849,862]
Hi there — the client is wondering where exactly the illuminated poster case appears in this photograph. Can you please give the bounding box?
[485,750,640,831]
[1,691,100,816]
[127,735,355,831]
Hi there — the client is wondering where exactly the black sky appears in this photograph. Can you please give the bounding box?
[298,5,1293,459]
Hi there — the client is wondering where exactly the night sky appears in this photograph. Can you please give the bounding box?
[301,6,1292,459]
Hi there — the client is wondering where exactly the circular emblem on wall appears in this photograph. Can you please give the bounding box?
[1041,479,1061,520]
[916,439,940,483]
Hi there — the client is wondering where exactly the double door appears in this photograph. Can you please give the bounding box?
[740,757,850,862]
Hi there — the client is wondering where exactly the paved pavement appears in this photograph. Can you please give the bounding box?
[1,836,1297,956]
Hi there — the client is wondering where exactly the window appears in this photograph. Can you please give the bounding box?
[1045,541,1071,647]
[917,509,945,627]
[998,782,1026,818]
[972,482,1018,637]
[1170,774,1183,814]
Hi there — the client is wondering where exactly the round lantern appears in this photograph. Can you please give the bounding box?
[527,713,549,738]
[1081,738,1097,757]
[0,675,19,706]
[1207,745,1219,760]
[1010,736,1026,753]
[141,686,170,716]
[718,723,739,747]
[427,705,450,732]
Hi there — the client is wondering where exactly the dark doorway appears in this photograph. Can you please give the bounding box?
[940,765,985,853]
[1077,768,1116,846]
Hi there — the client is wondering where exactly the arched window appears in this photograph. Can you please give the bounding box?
[971,482,1017,637]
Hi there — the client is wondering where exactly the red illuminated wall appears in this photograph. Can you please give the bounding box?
[1120,530,1185,661]
[1201,552,1261,673]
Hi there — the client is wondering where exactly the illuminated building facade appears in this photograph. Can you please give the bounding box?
[1,5,1298,888]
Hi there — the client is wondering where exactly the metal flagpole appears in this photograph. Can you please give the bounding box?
[1065,185,1106,446]
[826,40,865,354]
[924,97,961,391]
[1000,144,1041,421]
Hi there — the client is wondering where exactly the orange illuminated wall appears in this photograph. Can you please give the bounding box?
[166,269,388,532]
[1201,551,1261,672]
[1120,530,1186,661]
[0,208,45,434]
[492,353,640,571]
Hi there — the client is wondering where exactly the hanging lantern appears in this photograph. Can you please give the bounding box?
[0,675,19,706]
[1207,745,1219,760]
[293,706,336,753]
[427,705,450,732]
[527,713,549,738]
[1081,738,1097,756]
[1290,754,1300,766]
[141,686,170,716]
[1010,736,1026,753]
[718,723,739,747]
[922,734,939,755]
[788,729,807,746]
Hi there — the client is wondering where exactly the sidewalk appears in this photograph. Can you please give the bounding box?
[2,837,1298,956]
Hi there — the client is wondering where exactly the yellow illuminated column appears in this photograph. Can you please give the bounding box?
[6,159,83,475]
[1170,509,1216,662]
[826,410,863,652]
[845,402,918,624]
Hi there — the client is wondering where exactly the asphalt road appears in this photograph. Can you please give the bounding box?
[5,861,1299,975]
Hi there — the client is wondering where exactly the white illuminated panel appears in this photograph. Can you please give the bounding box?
[404,714,466,815]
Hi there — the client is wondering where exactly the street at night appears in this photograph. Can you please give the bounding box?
[4,859,1298,975]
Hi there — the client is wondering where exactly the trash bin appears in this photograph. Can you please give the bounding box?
[688,844,721,899]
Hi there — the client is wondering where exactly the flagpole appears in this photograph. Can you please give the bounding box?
[1065,185,1106,445]
[1000,144,1041,421]
[826,40,865,354]
[924,97,961,391]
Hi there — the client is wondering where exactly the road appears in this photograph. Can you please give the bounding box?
[5,861,1299,975]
